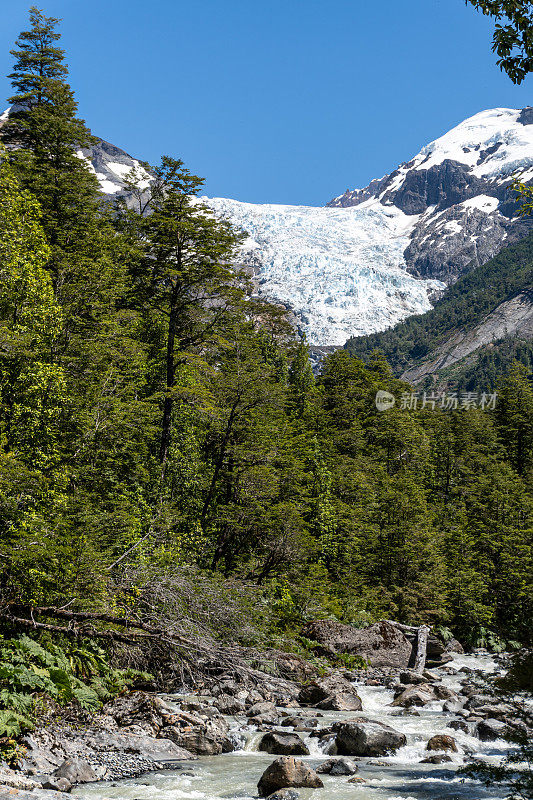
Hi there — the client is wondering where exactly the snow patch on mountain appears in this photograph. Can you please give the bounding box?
[411,108,533,180]
[206,197,443,345]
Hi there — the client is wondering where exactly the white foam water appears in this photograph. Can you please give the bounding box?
[73,654,512,800]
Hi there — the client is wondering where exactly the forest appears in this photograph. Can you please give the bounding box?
[0,7,532,750]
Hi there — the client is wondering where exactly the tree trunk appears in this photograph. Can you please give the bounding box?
[159,290,179,465]
[414,624,430,673]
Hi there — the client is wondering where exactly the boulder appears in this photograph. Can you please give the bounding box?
[265,791,300,800]
[53,758,102,784]
[0,769,40,791]
[41,779,72,793]
[247,701,277,718]
[86,731,194,761]
[298,675,356,706]
[448,719,469,733]
[476,719,508,741]
[392,684,437,707]
[214,694,245,715]
[399,670,427,686]
[258,733,310,756]
[444,638,464,654]
[420,754,453,764]
[302,620,412,669]
[257,758,323,796]
[316,692,362,712]
[336,721,406,756]
[466,694,497,710]
[316,757,358,775]
[426,735,458,752]
[104,691,163,734]
[161,725,232,756]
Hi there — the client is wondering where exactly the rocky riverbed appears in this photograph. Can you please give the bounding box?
[0,649,526,800]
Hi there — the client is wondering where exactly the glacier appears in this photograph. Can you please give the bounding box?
[206,197,444,346]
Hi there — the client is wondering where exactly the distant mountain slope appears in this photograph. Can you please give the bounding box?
[345,231,533,386]
[4,105,532,346]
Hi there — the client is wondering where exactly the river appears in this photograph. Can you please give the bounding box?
[74,653,512,800]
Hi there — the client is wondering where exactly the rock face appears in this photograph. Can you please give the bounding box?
[335,721,407,756]
[302,620,412,669]
[328,108,533,285]
[257,758,324,797]
[258,733,310,756]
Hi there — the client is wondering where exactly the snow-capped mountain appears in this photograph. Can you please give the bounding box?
[329,107,533,283]
[4,105,531,345]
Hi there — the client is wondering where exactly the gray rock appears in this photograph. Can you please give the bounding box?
[476,719,508,741]
[214,694,245,715]
[420,754,453,764]
[266,791,300,800]
[316,757,358,775]
[315,692,362,712]
[392,684,437,707]
[336,721,406,756]
[301,621,412,669]
[41,778,72,793]
[53,758,102,784]
[247,701,277,718]
[258,758,323,797]
[258,733,310,756]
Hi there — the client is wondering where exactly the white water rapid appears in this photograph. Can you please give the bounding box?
[73,654,513,800]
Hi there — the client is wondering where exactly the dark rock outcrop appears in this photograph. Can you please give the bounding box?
[258,733,310,756]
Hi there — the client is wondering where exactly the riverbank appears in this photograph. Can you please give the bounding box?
[1,651,528,800]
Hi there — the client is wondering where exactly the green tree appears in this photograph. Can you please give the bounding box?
[123,156,245,468]
[466,0,533,83]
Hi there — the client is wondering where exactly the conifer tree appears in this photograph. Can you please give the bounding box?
[123,157,245,468]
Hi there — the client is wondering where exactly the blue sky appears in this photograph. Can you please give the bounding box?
[1,0,531,205]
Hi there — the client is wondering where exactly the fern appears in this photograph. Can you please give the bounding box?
[0,709,34,738]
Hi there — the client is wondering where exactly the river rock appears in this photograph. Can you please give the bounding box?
[53,758,103,784]
[444,638,464,653]
[104,692,163,734]
[258,733,310,756]
[0,790,73,800]
[476,719,508,741]
[336,721,407,756]
[302,620,412,668]
[420,754,453,764]
[316,692,362,711]
[426,735,458,752]
[392,684,437,707]
[247,701,278,717]
[257,757,324,796]
[265,791,300,800]
[443,699,465,713]
[448,719,470,733]
[0,769,39,791]
[466,694,497,710]
[298,674,356,706]
[214,694,245,715]
[161,724,232,756]
[41,778,72,793]
[316,757,358,775]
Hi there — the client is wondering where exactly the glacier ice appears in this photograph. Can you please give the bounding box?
[206,197,444,346]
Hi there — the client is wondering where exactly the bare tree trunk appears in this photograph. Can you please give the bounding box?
[414,624,430,673]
